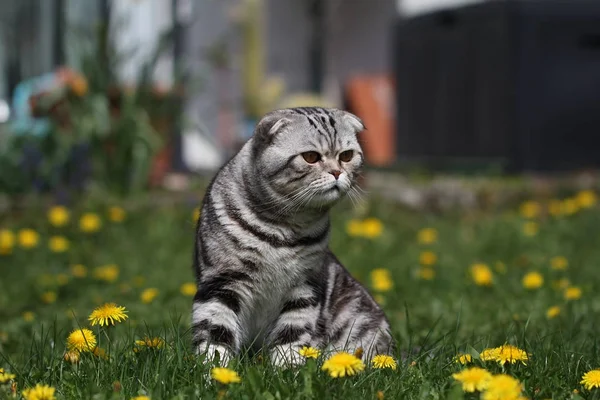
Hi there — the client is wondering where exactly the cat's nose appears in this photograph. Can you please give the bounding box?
[330,170,341,180]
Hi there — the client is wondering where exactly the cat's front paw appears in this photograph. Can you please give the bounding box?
[270,345,307,368]
[197,344,233,366]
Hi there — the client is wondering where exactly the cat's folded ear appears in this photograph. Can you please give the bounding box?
[252,110,295,149]
[341,111,366,134]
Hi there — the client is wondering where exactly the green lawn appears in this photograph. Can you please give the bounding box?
[1,192,600,399]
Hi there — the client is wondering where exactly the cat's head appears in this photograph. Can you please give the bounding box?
[250,107,365,209]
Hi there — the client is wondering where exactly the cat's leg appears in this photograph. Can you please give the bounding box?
[192,283,245,366]
[268,285,321,367]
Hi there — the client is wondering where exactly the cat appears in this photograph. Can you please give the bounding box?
[192,107,394,366]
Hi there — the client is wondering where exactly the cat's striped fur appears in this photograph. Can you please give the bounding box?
[192,107,394,366]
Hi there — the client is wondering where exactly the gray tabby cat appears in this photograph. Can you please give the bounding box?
[192,107,394,366]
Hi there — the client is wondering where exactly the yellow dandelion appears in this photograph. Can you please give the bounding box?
[373,294,386,305]
[141,288,159,304]
[452,367,492,392]
[298,346,320,359]
[131,396,150,400]
[67,328,97,352]
[552,278,570,290]
[89,303,128,326]
[41,291,57,304]
[93,264,119,283]
[48,236,69,253]
[376,391,385,400]
[576,190,597,209]
[519,200,541,219]
[18,229,39,249]
[548,199,563,217]
[546,306,561,319]
[346,219,363,237]
[480,348,500,362]
[180,282,196,296]
[22,311,35,322]
[0,229,15,254]
[482,374,524,400]
[454,353,473,365]
[565,286,582,300]
[210,367,241,384]
[322,352,365,378]
[471,263,493,286]
[71,264,87,278]
[47,206,70,227]
[93,346,108,360]
[0,368,16,383]
[522,271,544,290]
[522,221,538,237]
[63,350,80,364]
[417,227,438,244]
[563,198,579,215]
[134,337,165,352]
[22,384,56,400]
[362,218,383,239]
[193,207,201,222]
[370,269,393,292]
[79,213,102,232]
[371,355,397,370]
[417,267,436,280]
[494,344,529,365]
[550,256,568,271]
[108,206,126,223]
[55,273,69,286]
[419,251,437,266]
[581,369,600,390]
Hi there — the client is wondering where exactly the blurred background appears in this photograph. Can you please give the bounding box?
[0,0,599,204]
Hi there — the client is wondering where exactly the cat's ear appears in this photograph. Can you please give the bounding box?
[254,111,293,140]
[342,111,366,134]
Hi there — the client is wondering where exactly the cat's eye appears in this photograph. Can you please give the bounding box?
[301,151,321,164]
[339,150,354,162]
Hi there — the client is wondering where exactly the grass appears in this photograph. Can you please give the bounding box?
[1,192,600,399]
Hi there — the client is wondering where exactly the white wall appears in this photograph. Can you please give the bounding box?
[397,0,486,16]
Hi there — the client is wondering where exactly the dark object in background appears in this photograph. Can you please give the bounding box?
[394,0,600,172]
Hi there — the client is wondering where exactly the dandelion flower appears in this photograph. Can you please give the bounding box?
[481,374,524,400]
[322,352,365,378]
[18,229,39,249]
[519,200,541,219]
[370,269,393,292]
[551,256,568,270]
[71,264,87,278]
[362,218,383,238]
[522,221,539,237]
[108,207,126,223]
[22,311,35,322]
[131,396,151,400]
[22,384,56,400]
[581,369,600,390]
[417,267,435,280]
[41,291,57,304]
[140,288,159,304]
[63,350,80,364]
[93,264,119,283]
[563,198,579,215]
[552,278,570,290]
[210,367,241,384]
[522,271,544,290]
[419,251,437,266]
[565,286,582,301]
[55,273,69,286]
[576,190,597,209]
[480,348,500,362]
[193,207,201,222]
[67,328,97,352]
[134,337,165,352]
[48,236,69,253]
[79,213,102,233]
[417,227,438,244]
[454,353,472,365]
[93,346,108,360]
[494,344,529,365]
[0,229,15,254]
[89,303,128,326]
[297,346,320,359]
[452,367,492,392]
[548,199,563,217]
[0,368,16,383]
[180,282,196,297]
[47,206,70,227]
[546,306,561,319]
[371,355,397,370]
[471,263,493,286]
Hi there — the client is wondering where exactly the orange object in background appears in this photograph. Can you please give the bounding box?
[345,75,396,167]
